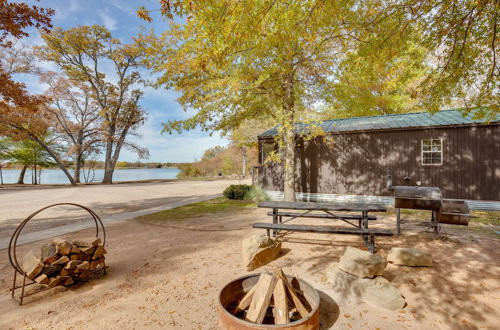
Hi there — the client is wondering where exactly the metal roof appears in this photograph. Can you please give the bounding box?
[258,109,499,138]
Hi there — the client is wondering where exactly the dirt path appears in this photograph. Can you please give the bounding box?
[0,179,249,242]
[0,208,498,329]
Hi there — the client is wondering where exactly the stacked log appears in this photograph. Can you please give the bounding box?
[231,269,311,325]
[21,237,106,287]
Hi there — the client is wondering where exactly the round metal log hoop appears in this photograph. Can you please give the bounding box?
[8,203,106,277]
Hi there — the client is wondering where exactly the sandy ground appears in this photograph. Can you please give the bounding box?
[0,179,249,241]
[0,207,498,330]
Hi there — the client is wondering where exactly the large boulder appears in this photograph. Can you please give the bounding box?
[242,234,281,270]
[338,246,388,278]
[387,247,433,267]
[329,269,405,310]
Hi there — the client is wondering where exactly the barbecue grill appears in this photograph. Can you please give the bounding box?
[437,199,471,226]
[387,168,443,234]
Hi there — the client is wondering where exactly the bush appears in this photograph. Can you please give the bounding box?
[244,185,270,202]
[223,184,251,200]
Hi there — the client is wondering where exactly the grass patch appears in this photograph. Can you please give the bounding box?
[471,211,500,226]
[136,197,256,222]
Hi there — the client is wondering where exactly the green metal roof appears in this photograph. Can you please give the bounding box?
[258,109,499,138]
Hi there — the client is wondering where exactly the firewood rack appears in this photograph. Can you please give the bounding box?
[8,203,106,306]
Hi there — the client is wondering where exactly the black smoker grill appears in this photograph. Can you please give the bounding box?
[394,186,443,234]
[437,199,471,226]
[387,168,471,234]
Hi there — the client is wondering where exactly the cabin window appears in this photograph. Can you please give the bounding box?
[261,142,275,163]
[421,139,443,165]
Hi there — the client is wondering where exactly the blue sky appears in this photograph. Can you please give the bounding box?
[15,0,228,163]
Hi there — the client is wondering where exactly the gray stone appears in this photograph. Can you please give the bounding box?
[387,247,433,267]
[329,269,405,310]
[338,246,388,278]
[242,234,281,270]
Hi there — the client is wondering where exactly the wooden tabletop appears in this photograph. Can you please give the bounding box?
[258,201,387,212]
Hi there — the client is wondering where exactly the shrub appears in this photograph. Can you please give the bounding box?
[244,185,269,202]
[223,184,251,200]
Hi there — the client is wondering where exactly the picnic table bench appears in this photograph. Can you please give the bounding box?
[255,201,392,253]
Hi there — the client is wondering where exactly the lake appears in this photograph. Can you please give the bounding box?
[0,168,180,184]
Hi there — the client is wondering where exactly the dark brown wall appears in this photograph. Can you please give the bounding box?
[258,125,500,201]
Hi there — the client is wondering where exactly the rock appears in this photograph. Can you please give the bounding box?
[363,276,406,311]
[387,247,433,267]
[242,234,281,270]
[338,247,387,278]
[329,269,405,310]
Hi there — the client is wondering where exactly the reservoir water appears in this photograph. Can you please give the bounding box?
[0,168,180,184]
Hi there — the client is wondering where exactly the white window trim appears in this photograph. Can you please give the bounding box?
[421,138,443,166]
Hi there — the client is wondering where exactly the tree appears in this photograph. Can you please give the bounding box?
[141,1,371,201]
[41,72,103,183]
[0,43,77,185]
[5,138,55,184]
[231,119,269,177]
[321,17,429,119]
[38,25,149,184]
[371,0,498,119]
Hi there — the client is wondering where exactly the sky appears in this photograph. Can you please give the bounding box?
[13,0,228,163]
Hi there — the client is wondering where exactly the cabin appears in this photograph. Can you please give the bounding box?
[256,110,500,209]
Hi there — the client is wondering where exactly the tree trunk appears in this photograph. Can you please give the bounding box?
[17,165,27,184]
[102,126,129,184]
[242,146,247,177]
[282,127,296,202]
[29,135,76,186]
[33,163,37,185]
[102,128,115,184]
[74,152,82,184]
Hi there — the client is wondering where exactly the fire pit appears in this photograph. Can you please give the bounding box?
[8,203,106,305]
[218,273,320,329]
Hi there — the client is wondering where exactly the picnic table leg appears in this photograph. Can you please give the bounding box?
[396,208,401,234]
[272,208,278,237]
[362,211,368,229]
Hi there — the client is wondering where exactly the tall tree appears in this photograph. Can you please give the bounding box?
[38,25,148,184]
[5,137,55,184]
[322,17,429,119]
[41,72,103,183]
[141,1,370,201]
[377,0,498,119]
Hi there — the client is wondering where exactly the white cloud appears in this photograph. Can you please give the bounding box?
[99,9,118,31]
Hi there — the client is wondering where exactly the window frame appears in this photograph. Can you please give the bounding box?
[421,138,443,166]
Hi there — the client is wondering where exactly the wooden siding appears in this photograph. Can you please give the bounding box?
[257,125,500,201]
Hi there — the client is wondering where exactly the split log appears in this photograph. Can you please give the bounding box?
[277,270,309,318]
[273,278,289,324]
[34,274,49,285]
[246,273,277,323]
[73,237,101,248]
[80,246,96,255]
[41,244,58,264]
[64,260,82,270]
[92,246,107,259]
[77,261,90,271]
[47,276,60,288]
[51,256,70,265]
[22,252,44,280]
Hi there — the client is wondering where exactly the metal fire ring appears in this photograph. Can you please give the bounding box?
[8,203,106,276]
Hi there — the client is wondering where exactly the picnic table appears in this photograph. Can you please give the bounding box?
[253,201,392,253]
